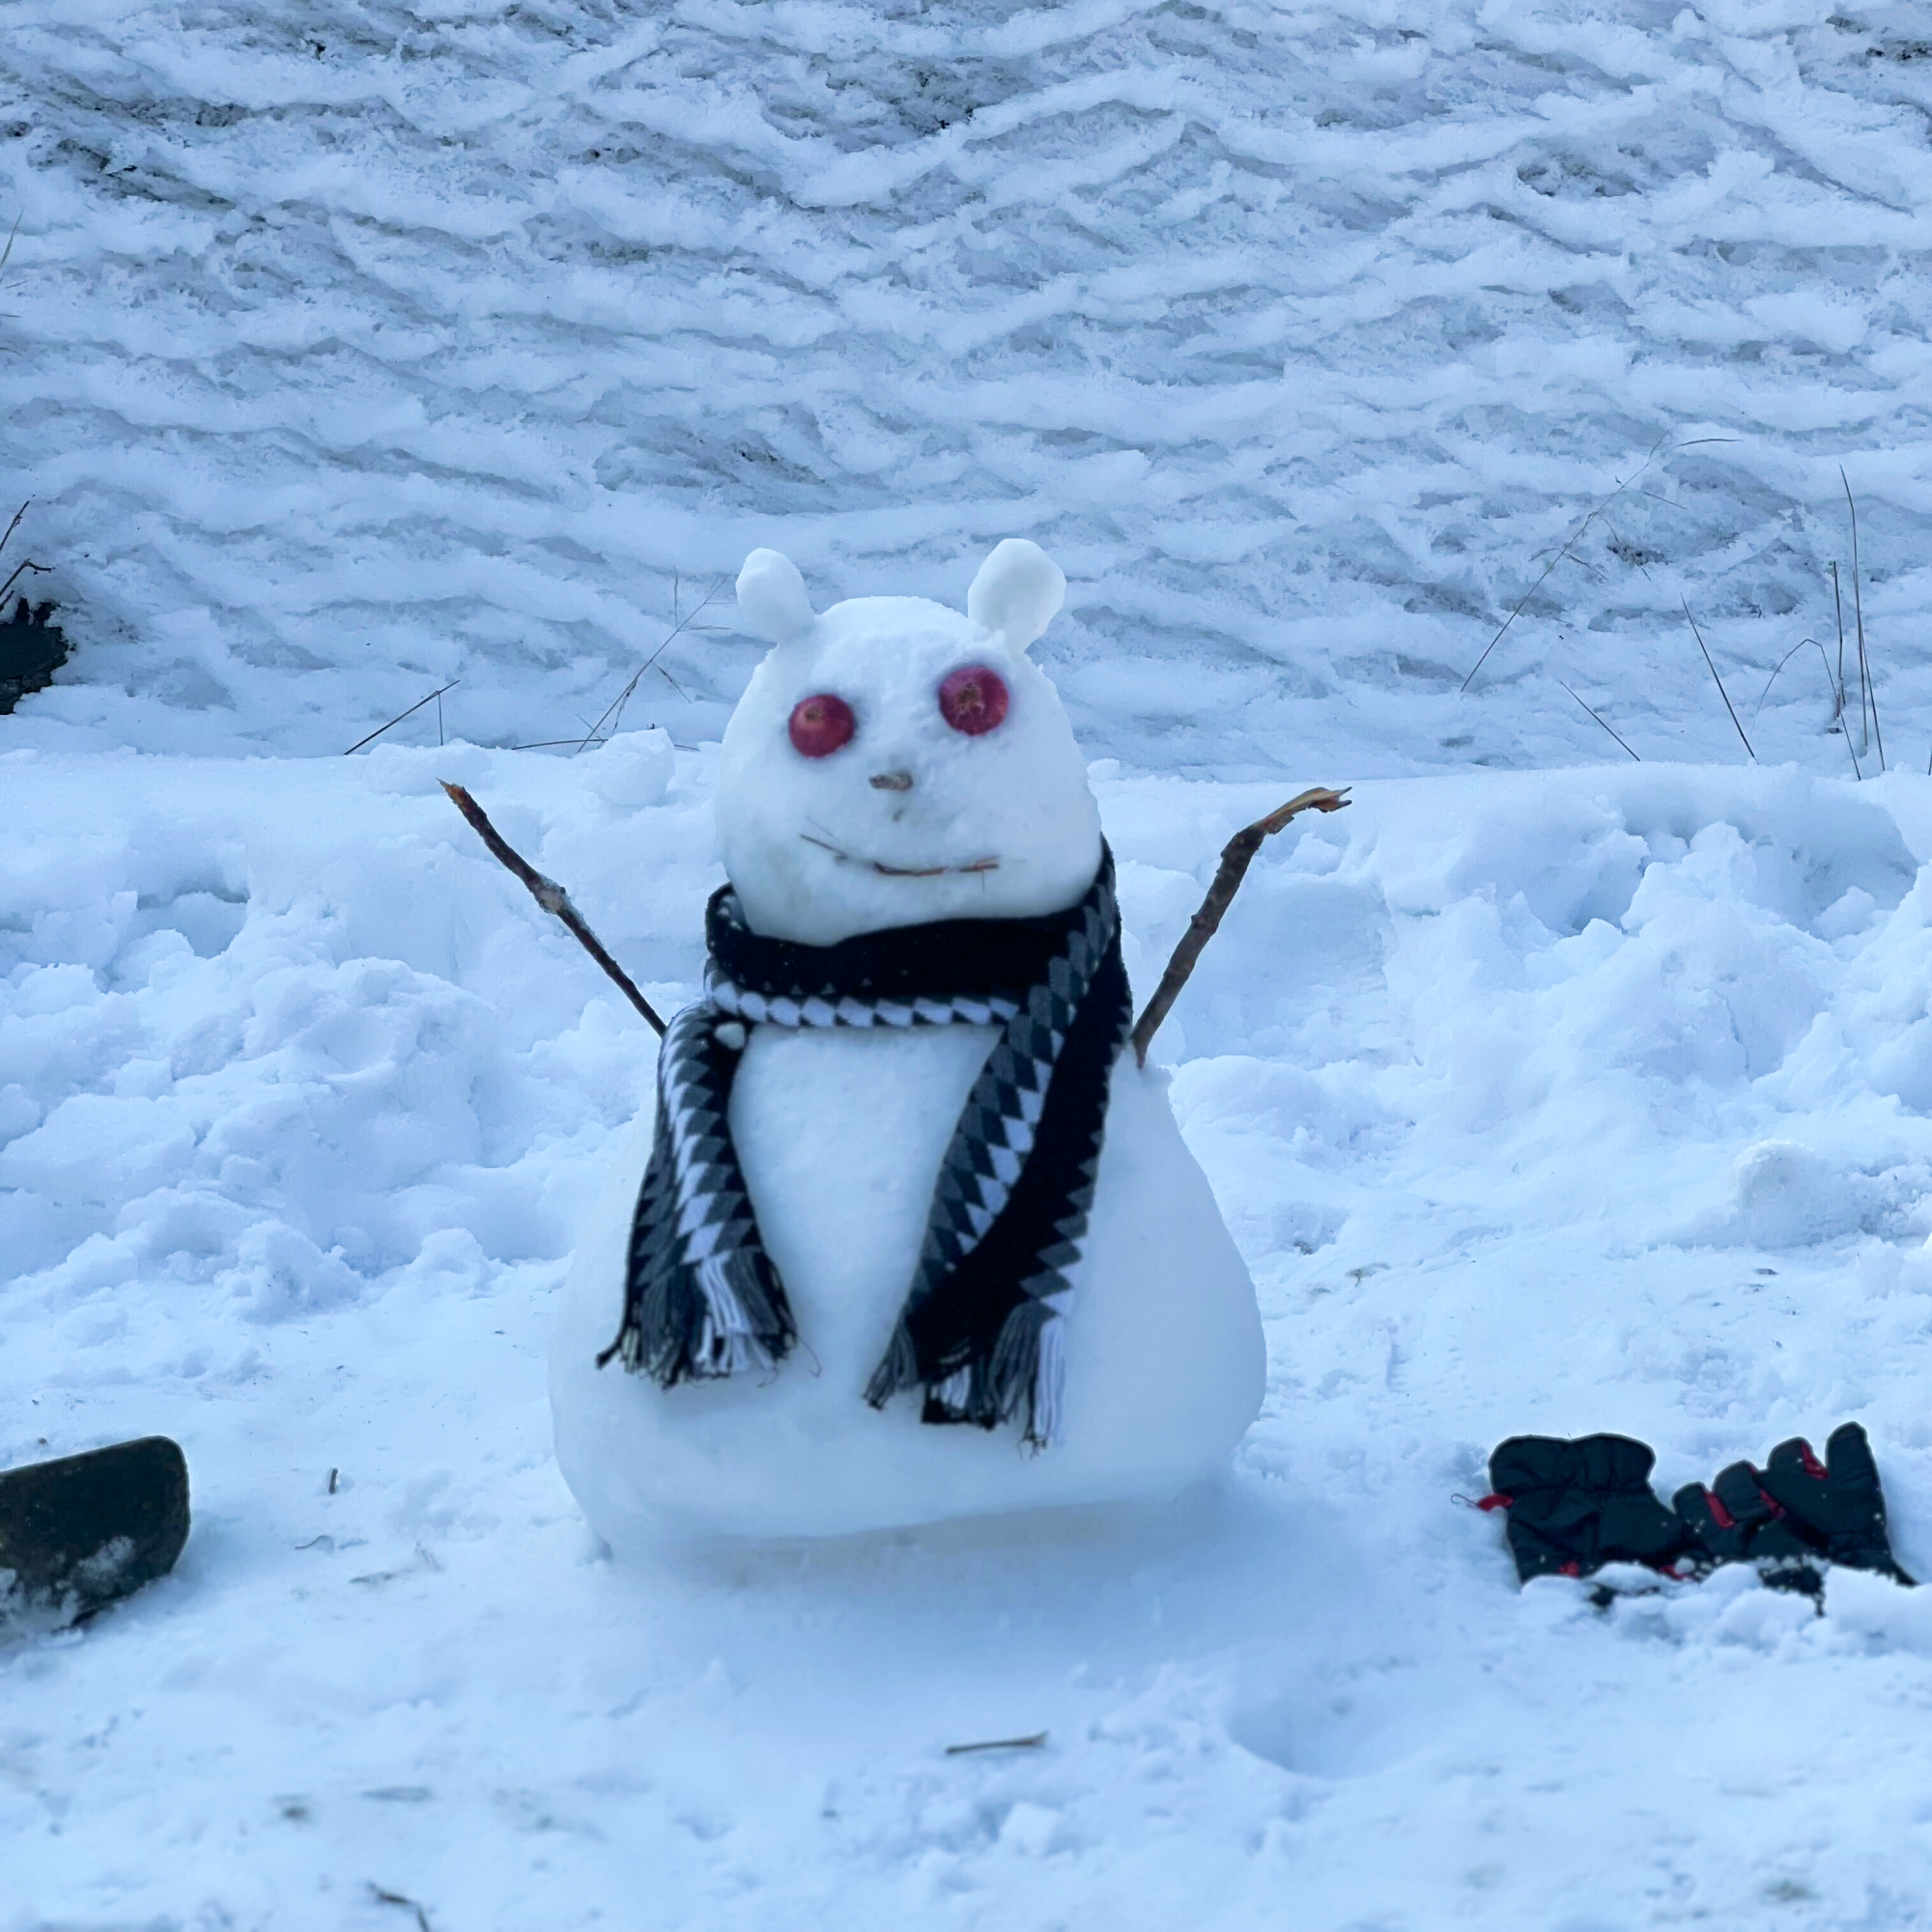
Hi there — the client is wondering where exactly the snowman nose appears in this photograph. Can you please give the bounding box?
[869,770,915,791]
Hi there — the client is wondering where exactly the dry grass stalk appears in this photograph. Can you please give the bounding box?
[344,679,460,756]
[571,572,725,753]
[1754,637,1861,781]
[1681,600,1753,762]
[1130,786,1351,1067]
[1558,681,1640,761]
[1840,469,1884,771]
[1459,435,1732,694]
[1831,561,1849,724]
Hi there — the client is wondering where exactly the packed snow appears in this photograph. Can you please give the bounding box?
[10,738,1932,1925]
[12,0,1932,1924]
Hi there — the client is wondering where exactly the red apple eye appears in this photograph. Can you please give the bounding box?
[788,692,855,757]
[938,665,1009,736]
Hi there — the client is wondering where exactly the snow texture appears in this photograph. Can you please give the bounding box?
[8,1,1932,772]
[11,743,1932,1924]
[13,0,1932,1922]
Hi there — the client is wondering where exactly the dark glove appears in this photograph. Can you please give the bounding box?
[1673,1460,1825,1594]
[1757,1423,1914,1584]
[1486,1434,1691,1584]
[1672,1423,1914,1593]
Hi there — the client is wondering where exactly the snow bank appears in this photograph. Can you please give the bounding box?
[10,746,1932,1923]
[8,2,1932,772]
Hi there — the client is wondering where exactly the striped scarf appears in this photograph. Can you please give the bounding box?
[599,850,1131,1447]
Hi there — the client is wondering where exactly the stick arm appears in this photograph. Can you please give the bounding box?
[441,781,668,1037]
[1128,786,1350,1067]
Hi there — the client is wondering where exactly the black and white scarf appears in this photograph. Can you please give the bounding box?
[599,850,1131,1447]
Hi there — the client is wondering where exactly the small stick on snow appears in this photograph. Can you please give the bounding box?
[945,1731,1049,1755]
[441,782,668,1037]
[368,1885,432,1932]
[1130,786,1350,1067]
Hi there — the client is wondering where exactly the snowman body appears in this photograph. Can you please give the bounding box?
[549,542,1265,1545]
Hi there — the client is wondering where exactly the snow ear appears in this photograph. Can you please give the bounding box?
[967,539,1065,654]
[737,550,815,647]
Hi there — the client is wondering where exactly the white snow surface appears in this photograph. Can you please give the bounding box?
[8,0,1932,771]
[14,1,1932,1922]
[11,739,1932,1924]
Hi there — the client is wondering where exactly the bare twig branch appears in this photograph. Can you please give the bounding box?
[1130,786,1351,1066]
[344,680,460,756]
[1557,680,1640,761]
[1842,468,1883,771]
[440,782,666,1037]
[0,499,26,561]
[0,557,49,605]
[945,1731,1049,1755]
[1682,600,1753,763]
[0,210,20,282]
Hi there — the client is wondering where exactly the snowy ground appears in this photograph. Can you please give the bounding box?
[10,738,1932,1927]
[13,0,1932,1923]
[9,0,1932,771]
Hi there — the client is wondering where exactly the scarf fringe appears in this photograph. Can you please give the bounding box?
[989,1298,1064,1449]
[599,1248,795,1384]
[863,1320,921,1412]
[867,1301,1065,1449]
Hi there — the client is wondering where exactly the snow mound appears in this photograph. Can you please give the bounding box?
[1726,1138,1868,1249]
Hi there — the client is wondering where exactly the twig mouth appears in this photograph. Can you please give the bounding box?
[800,832,1000,878]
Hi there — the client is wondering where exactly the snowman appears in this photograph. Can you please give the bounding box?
[550,540,1264,1543]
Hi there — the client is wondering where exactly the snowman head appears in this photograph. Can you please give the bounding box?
[716,540,1103,946]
